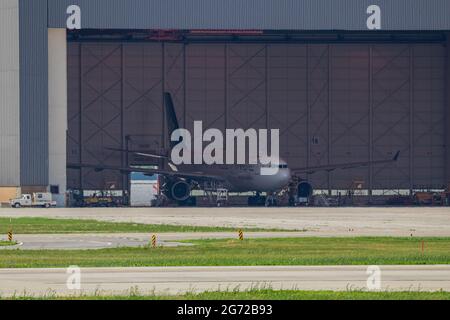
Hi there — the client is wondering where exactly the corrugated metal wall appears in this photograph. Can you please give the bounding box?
[0,0,20,186]
[48,0,450,30]
[19,0,48,186]
[67,41,446,192]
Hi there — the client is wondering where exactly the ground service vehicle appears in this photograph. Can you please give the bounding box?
[10,193,57,208]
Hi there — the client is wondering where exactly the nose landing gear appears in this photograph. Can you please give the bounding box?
[265,193,278,207]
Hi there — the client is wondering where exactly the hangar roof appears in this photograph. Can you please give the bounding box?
[45,0,450,31]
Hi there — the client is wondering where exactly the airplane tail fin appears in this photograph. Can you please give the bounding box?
[164,92,180,150]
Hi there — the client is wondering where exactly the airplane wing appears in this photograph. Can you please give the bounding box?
[105,147,169,159]
[67,163,225,182]
[291,151,400,175]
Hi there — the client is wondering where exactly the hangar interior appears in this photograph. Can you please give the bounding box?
[66,30,449,202]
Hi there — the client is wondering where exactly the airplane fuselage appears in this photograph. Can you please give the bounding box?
[177,159,292,193]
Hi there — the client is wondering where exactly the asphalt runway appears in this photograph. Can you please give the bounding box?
[1,265,449,297]
[1,207,449,237]
[0,232,307,250]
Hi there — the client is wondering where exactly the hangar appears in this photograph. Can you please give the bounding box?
[0,0,450,206]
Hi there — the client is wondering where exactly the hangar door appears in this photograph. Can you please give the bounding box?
[67,42,446,193]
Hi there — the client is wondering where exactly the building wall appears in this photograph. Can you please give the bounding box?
[19,0,48,186]
[0,0,20,198]
[47,0,450,30]
[48,29,68,206]
[0,188,21,204]
[67,41,447,192]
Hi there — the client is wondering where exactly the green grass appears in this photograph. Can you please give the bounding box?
[0,217,286,234]
[4,289,450,300]
[1,237,449,268]
[0,241,17,247]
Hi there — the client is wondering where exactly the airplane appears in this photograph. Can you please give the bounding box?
[68,93,400,206]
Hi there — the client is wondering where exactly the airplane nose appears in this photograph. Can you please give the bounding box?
[281,168,292,185]
[286,168,292,182]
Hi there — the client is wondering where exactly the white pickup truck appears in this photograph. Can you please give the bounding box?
[10,193,57,208]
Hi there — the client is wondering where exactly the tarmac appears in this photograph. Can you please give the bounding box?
[0,232,308,250]
[1,265,449,297]
[1,207,449,237]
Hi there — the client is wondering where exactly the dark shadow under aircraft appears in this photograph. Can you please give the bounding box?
[68,93,400,205]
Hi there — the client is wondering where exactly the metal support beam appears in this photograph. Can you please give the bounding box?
[306,45,310,172]
[78,44,83,190]
[162,43,166,154]
[224,45,228,130]
[265,45,269,129]
[183,44,187,128]
[446,34,450,191]
[120,44,128,205]
[369,45,373,199]
[327,45,332,196]
[409,45,414,195]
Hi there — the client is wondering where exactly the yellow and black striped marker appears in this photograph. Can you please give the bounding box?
[151,234,157,248]
[238,229,244,241]
[7,230,13,242]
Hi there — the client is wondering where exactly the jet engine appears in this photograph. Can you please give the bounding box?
[297,181,313,199]
[170,180,192,202]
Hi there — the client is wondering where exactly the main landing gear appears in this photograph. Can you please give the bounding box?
[247,192,265,206]
[247,192,278,207]
[265,193,278,207]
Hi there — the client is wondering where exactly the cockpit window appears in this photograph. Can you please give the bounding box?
[264,164,289,169]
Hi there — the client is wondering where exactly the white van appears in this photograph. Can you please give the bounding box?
[10,193,57,208]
